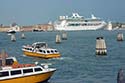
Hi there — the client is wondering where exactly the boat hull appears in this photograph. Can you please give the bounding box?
[7,31,16,34]
[23,51,60,59]
[0,70,55,83]
[54,24,106,31]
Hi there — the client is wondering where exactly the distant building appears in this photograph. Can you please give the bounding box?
[0,26,10,32]
[21,26,34,32]
[121,23,125,28]
[0,23,54,32]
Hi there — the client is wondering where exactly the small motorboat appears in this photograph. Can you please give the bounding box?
[22,42,61,59]
[32,29,43,32]
[0,50,56,83]
[7,29,16,34]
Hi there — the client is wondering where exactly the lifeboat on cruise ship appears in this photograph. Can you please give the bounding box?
[0,50,56,83]
[22,42,61,59]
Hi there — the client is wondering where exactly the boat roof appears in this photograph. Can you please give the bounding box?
[32,42,48,48]
[39,47,57,50]
[58,13,101,22]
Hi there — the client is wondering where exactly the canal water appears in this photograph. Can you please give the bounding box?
[0,30,125,83]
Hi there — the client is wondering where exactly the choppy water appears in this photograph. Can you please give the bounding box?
[0,30,125,83]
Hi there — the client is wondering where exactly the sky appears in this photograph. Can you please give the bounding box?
[0,0,125,25]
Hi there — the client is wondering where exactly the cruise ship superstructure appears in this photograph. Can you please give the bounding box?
[54,13,106,31]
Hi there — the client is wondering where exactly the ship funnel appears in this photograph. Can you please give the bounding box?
[91,14,97,19]
[72,13,82,18]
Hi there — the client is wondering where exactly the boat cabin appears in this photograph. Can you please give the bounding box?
[39,49,59,54]
[0,66,43,80]
[32,42,48,48]
[0,57,17,66]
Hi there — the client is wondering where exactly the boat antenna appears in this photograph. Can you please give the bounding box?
[35,61,39,65]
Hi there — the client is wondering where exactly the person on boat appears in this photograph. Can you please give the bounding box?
[117,69,125,83]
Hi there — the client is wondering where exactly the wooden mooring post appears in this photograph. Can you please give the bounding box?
[96,37,107,55]
[117,33,124,41]
[11,34,16,42]
[56,34,61,44]
[62,32,67,40]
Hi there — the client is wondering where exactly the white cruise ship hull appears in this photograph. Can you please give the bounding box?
[54,22,106,31]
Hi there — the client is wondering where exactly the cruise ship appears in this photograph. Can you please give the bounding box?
[54,13,107,31]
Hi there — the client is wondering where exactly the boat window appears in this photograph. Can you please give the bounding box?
[43,50,46,53]
[27,48,32,50]
[85,20,88,22]
[11,70,21,75]
[47,50,50,53]
[82,24,87,26]
[55,50,58,53]
[39,50,43,52]
[0,71,9,77]
[51,50,54,53]
[0,59,14,66]
[34,68,42,72]
[6,59,14,65]
[75,24,80,26]
[23,69,33,73]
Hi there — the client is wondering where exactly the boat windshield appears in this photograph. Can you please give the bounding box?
[0,58,14,66]
[32,42,47,48]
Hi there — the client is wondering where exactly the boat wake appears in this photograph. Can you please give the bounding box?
[22,54,27,57]
[52,57,73,61]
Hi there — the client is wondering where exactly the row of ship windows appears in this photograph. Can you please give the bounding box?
[68,23,101,26]
[25,48,58,54]
[0,68,42,77]
[39,50,58,54]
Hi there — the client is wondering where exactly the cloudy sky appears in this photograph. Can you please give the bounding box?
[0,0,125,25]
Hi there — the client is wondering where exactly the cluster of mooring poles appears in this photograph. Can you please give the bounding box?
[10,32,26,42]
[55,31,67,44]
